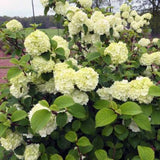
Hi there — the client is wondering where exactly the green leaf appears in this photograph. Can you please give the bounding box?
[120,102,142,116]
[7,67,22,80]
[50,39,57,50]
[50,154,63,160]
[41,52,51,61]
[151,110,160,125]
[54,96,75,109]
[95,108,117,127]
[138,146,154,160]
[65,154,75,160]
[44,6,49,15]
[77,136,92,147]
[148,85,160,96]
[86,52,101,61]
[133,114,151,131]
[72,120,81,131]
[20,55,30,63]
[79,145,93,154]
[31,109,51,133]
[39,100,49,108]
[80,118,95,135]
[55,47,65,59]
[10,58,19,64]
[0,114,6,122]
[11,110,27,122]
[83,24,88,35]
[65,131,77,143]
[0,124,7,137]
[102,125,113,137]
[93,100,110,110]
[56,112,67,127]
[95,149,108,160]
[68,104,86,119]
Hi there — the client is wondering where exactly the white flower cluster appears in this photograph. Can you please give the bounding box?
[104,42,128,65]
[6,19,23,32]
[140,52,160,66]
[52,36,70,58]
[24,30,50,56]
[70,90,89,105]
[75,67,99,92]
[96,87,112,101]
[55,1,69,16]
[91,11,110,35]
[29,103,57,137]
[31,56,55,75]
[78,0,92,8]
[40,0,49,7]
[138,38,150,47]
[0,130,23,151]
[128,120,140,132]
[97,77,154,104]
[152,38,159,45]
[120,4,152,33]
[128,77,154,104]
[54,62,76,94]
[37,78,57,94]
[24,144,40,160]
[54,63,99,94]
[143,66,158,77]
[10,72,31,98]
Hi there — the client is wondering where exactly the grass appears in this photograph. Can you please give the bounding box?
[24,28,64,38]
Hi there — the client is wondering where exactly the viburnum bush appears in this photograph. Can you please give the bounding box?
[1,0,160,159]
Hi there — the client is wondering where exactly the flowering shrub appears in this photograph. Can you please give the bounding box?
[1,0,160,160]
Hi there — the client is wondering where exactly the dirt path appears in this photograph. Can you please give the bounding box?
[0,50,13,83]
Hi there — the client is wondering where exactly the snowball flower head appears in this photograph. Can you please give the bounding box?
[29,103,57,137]
[24,144,40,160]
[93,18,110,35]
[38,78,57,94]
[128,77,154,104]
[97,87,112,101]
[9,72,31,98]
[109,80,130,101]
[78,0,92,8]
[31,56,55,75]
[52,36,70,58]
[104,42,128,65]
[66,6,80,21]
[70,90,89,105]
[75,67,99,92]
[54,63,76,94]
[24,30,50,56]
[40,0,49,7]
[140,52,160,66]
[0,130,23,151]
[142,13,152,20]
[55,1,69,16]
[6,19,23,32]
[120,4,131,12]
[152,38,159,44]
[138,38,150,47]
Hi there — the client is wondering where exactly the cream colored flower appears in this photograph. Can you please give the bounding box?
[0,130,23,151]
[104,42,128,64]
[24,144,40,160]
[24,30,50,56]
[75,67,99,92]
[6,19,23,32]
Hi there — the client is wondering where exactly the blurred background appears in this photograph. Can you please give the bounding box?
[0,0,160,36]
